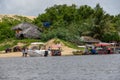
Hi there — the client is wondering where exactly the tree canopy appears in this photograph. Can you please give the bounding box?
[33,4,120,43]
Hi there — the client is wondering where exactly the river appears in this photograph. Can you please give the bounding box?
[0,54,120,80]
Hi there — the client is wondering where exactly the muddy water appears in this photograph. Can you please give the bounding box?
[0,54,120,80]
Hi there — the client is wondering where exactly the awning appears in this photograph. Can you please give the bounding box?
[95,43,111,46]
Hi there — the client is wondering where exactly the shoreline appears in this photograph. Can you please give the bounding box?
[0,51,73,58]
[0,52,23,58]
[0,51,118,58]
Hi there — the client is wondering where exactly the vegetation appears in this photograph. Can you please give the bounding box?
[0,39,42,51]
[34,4,120,43]
[0,15,32,41]
[0,4,120,50]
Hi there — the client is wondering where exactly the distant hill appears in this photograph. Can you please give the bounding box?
[0,14,36,20]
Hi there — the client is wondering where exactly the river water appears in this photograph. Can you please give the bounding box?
[0,54,120,80]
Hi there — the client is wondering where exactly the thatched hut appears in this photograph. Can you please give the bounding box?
[80,36,101,44]
[12,22,42,39]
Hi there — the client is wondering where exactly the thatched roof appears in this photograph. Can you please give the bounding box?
[12,22,41,39]
[81,36,101,43]
[12,22,39,30]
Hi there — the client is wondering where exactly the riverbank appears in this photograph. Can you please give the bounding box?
[0,52,23,58]
[0,51,74,58]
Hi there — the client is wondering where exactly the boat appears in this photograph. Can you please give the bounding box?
[27,49,51,57]
[27,42,51,57]
[27,42,62,57]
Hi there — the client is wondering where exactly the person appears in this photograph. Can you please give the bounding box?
[22,47,25,57]
[89,47,92,54]
[91,47,97,55]
[48,46,51,51]
[24,48,28,57]
[44,47,50,57]
[44,50,48,57]
[22,47,28,57]
[107,48,111,54]
[84,47,89,55]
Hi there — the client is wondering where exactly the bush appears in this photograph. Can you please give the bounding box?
[0,44,11,51]
[102,32,120,42]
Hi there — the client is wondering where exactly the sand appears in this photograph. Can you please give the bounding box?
[0,51,73,58]
[0,14,36,20]
[0,52,23,58]
[0,39,76,58]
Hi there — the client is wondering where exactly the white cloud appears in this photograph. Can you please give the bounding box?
[0,0,120,16]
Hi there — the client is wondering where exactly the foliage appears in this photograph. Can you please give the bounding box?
[0,38,42,51]
[0,39,16,51]
[102,32,120,42]
[16,39,42,43]
[0,4,120,47]
[0,44,12,51]
[53,39,61,44]
[34,4,120,43]
[0,15,33,42]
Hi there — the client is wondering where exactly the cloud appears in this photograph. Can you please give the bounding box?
[0,0,119,16]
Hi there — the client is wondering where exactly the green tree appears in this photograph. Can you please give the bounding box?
[33,4,120,43]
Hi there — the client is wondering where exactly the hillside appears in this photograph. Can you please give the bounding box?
[0,14,36,20]
[45,39,76,56]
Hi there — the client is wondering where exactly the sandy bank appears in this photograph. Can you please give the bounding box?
[0,52,22,58]
[0,51,73,58]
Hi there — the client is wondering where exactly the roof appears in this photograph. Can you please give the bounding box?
[12,22,42,39]
[22,27,41,38]
[81,36,101,43]
[12,22,39,30]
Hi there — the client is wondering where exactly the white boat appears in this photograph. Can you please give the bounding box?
[27,49,51,57]
[27,42,51,57]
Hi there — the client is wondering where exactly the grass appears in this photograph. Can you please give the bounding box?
[54,38,85,51]
[0,38,85,51]
[0,38,43,51]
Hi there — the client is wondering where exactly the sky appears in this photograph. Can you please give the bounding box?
[0,0,120,16]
